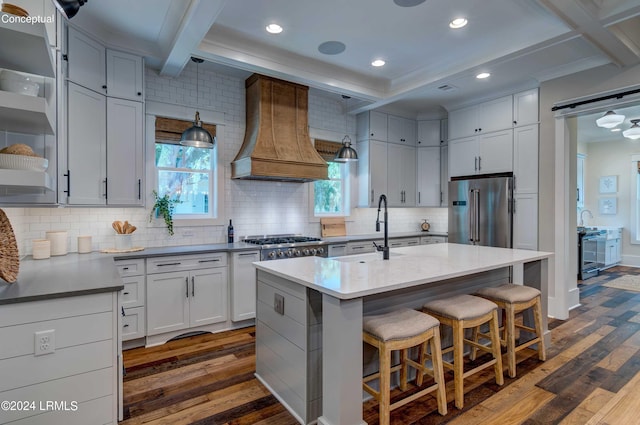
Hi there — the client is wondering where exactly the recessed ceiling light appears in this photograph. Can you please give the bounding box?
[318,41,346,55]
[476,72,491,79]
[371,59,386,67]
[265,23,283,34]
[449,18,468,29]
[611,128,622,132]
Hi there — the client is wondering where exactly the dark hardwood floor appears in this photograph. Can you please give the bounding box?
[120,266,640,424]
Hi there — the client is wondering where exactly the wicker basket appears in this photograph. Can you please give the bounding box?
[0,209,19,283]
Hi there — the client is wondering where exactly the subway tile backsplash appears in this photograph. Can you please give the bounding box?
[3,63,447,256]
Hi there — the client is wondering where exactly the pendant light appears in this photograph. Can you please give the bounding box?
[334,95,358,162]
[596,110,625,129]
[623,119,640,140]
[180,57,215,149]
[52,0,86,19]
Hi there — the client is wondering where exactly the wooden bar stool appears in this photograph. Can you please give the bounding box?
[475,284,546,378]
[422,294,503,409]
[363,308,447,425]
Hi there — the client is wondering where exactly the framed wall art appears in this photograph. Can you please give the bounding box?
[599,197,617,215]
[599,175,617,193]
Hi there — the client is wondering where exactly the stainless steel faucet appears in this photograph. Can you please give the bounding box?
[580,209,593,227]
[374,194,389,260]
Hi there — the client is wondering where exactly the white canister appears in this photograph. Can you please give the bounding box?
[32,239,50,260]
[77,235,92,254]
[45,231,68,256]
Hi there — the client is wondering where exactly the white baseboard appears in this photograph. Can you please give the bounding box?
[620,255,640,268]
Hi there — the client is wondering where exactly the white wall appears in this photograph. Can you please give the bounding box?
[540,62,640,318]
[581,140,640,265]
[4,62,447,255]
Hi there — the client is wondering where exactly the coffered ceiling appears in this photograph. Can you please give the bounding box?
[69,0,640,117]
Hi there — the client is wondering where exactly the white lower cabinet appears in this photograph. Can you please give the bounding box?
[388,237,420,248]
[604,238,621,268]
[328,243,348,257]
[421,235,447,244]
[0,292,119,424]
[513,193,538,250]
[115,259,146,343]
[146,253,228,336]
[231,250,260,321]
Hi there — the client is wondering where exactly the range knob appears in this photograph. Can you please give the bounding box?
[303,249,310,256]
[286,249,293,257]
[268,251,276,259]
[317,247,324,255]
[277,250,285,258]
[311,248,317,255]
[294,249,301,256]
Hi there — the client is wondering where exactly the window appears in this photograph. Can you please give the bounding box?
[154,117,218,219]
[314,161,349,215]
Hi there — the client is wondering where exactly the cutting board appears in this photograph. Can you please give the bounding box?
[320,217,346,237]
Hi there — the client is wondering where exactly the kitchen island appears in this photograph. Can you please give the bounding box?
[253,243,553,425]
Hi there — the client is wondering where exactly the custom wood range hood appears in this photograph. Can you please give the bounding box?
[232,74,328,182]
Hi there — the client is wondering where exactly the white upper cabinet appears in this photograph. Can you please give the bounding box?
[448,130,513,177]
[357,139,387,207]
[417,146,440,206]
[66,82,107,205]
[106,49,144,101]
[513,89,539,127]
[388,115,416,145]
[513,124,538,193]
[387,143,416,206]
[440,144,448,206]
[357,111,387,142]
[67,27,106,94]
[448,95,513,140]
[106,98,144,205]
[417,120,441,146]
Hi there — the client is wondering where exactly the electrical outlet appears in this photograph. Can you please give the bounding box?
[34,330,55,356]
[274,293,285,315]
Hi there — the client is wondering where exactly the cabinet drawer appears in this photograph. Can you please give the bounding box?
[347,241,379,254]
[122,306,145,341]
[121,275,145,308]
[114,258,145,277]
[147,253,227,274]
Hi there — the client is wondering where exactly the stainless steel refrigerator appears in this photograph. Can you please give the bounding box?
[448,174,513,248]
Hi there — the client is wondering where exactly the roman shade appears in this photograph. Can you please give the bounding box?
[155,117,216,145]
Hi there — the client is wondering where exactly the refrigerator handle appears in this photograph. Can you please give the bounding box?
[469,189,475,242]
[474,189,480,243]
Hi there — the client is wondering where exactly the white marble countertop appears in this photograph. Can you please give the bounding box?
[253,243,553,299]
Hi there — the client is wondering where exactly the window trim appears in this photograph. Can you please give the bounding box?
[313,160,350,217]
[145,101,225,227]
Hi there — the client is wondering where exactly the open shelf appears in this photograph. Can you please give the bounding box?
[0,90,54,134]
[0,169,53,192]
[0,13,55,78]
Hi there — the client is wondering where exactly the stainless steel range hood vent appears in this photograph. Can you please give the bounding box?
[232,74,328,182]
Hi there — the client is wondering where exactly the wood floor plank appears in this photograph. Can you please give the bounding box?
[595,344,638,371]
[475,386,555,425]
[585,371,640,425]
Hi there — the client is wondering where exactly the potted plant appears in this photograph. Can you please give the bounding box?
[150,190,181,236]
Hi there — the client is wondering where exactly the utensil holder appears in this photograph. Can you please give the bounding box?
[115,234,132,251]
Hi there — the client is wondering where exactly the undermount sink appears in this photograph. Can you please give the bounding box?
[333,252,404,263]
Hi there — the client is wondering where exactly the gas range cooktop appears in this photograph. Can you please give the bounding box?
[243,235,322,245]
[242,234,328,260]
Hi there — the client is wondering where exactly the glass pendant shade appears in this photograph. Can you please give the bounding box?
[596,110,625,128]
[180,111,215,148]
[334,136,358,162]
[623,119,640,140]
[53,0,86,19]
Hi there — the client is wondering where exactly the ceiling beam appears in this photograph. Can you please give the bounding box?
[538,0,640,67]
[159,0,228,77]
